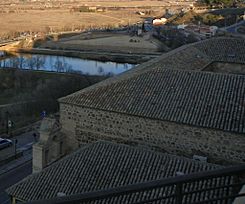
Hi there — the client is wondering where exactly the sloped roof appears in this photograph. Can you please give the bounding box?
[59,68,245,134]
[193,37,245,64]
[7,141,219,202]
[59,37,245,134]
[59,37,245,97]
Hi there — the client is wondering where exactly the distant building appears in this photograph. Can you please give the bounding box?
[179,24,218,38]
[199,26,218,37]
[153,18,167,26]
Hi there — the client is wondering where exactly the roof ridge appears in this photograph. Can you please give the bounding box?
[58,41,205,103]
[59,37,244,103]
[60,67,245,105]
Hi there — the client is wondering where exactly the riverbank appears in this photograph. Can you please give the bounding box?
[1,32,164,64]
[13,48,160,64]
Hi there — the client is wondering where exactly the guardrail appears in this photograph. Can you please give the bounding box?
[26,164,245,204]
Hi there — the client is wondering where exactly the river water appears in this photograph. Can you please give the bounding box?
[0,53,135,76]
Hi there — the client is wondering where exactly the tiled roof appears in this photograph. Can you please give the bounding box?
[194,38,245,64]
[150,45,212,71]
[59,37,244,94]
[7,141,220,202]
[62,40,212,92]
[60,68,245,134]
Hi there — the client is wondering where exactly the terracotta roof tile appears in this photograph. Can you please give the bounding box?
[6,141,220,202]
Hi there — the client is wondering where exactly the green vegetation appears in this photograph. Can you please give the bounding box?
[79,6,96,12]
[203,0,234,7]
[210,7,245,16]
[0,69,106,133]
[167,11,204,25]
[168,8,244,27]
[202,13,223,25]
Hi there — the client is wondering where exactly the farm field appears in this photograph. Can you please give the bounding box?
[0,0,192,38]
[0,10,140,36]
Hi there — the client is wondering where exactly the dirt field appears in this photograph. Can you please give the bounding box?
[0,10,141,36]
[0,2,162,38]
[63,36,156,48]
[0,0,185,10]
[41,33,162,54]
[0,0,192,38]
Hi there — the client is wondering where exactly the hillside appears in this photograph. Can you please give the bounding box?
[167,8,245,27]
[0,69,106,133]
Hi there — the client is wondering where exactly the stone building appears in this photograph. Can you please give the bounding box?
[59,68,245,164]
[58,37,245,165]
[33,37,245,171]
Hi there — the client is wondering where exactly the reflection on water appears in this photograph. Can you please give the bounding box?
[0,53,134,76]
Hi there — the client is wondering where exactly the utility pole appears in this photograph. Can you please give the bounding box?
[235,15,238,32]
[8,119,13,137]
[14,139,18,159]
[5,111,9,135]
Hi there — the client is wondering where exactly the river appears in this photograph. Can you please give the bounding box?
[0,53,135,76]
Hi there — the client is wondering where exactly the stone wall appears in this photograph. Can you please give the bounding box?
[60,103,245,164]
[33,117,65,172]
[33,144,46,173]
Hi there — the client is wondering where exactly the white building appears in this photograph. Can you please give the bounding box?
[153,18,167,26]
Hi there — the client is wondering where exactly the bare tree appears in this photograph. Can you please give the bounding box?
[34,56,45,70]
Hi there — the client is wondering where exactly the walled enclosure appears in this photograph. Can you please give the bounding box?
[60,103,245,164]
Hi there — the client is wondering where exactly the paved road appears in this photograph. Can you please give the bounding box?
[0,161,32,204]
[227,21,245,33]
[0,130,35,203]
[14,131,37,149]
[0,130,36,203]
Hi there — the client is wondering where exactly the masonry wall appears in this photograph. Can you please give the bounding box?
[32,144,46,173]
[60,103,245,164]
